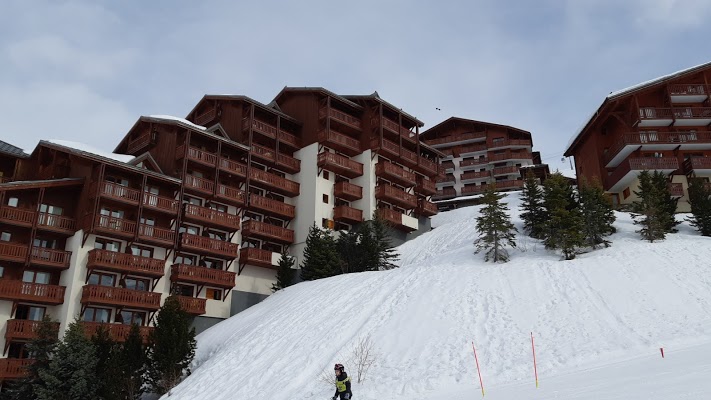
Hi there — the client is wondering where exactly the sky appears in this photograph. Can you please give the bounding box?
[2,0,711,172]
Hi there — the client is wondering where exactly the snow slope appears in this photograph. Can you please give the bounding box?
[162,192,711,400]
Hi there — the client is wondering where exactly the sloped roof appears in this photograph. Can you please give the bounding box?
[187,95,301,123]
[0,140,29,158]
[0,177,85,191]
[343,92,424,127]
[420,117,531,140]
[273,87,363,110]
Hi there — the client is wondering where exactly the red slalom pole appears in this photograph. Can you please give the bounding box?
[471,341,485,397]
[531,332,539,388]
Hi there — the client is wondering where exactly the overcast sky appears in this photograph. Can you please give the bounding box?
[2,0,711,172]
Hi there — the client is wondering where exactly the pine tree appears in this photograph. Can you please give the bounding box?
[543,173,585,260]
[370,211,399,270]
[686,177,711,236]
[91,324,117,400]
[336,228,363,273]
[519,170,547,239]
[299,224,341,280]
[474,185,517,262]
[630,170,667,242]
[651,171,679,233]
[116,324,148,400]
[3,316,58,400]
[578,177,616,249]
[146,296,196,395]
[35,319,99,400]
[271,251,296,292]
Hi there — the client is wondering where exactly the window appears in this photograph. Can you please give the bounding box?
[7,197,18,207]
[0,265,4,278]
[83,307,111,323]
[323,194,329,203]
[202,258,224,270]
[123,277,149,291]
[88,272,116,287]
[15,305,46,321]
[175,254,197,265]
[38,204,64,227]
[22,270,50,285]
[180,225,200,235]
[95,238,121,252]
[118,310,146,325]
[174,284,194,297]
[207,202,228,213]
[206,288,222,301]
[140,216,155,236]
[8,343,29,359]
[1,232,10,241]
[183,196,202,206]
[33,237,57,249]
[99,208,125,230]
[323,171,330,180]
[207,230,227,241]
[144,186,160,206]
[130,245,154,258]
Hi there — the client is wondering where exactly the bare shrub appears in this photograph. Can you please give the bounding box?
[348,335,378,383]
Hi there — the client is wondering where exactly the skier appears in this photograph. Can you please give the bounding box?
[331,363,352,400]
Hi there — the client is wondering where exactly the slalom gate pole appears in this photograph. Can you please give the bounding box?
[531,332,539,388]
[660,347,664,358]
[471,341,485,397]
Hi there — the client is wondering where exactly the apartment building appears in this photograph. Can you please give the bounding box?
[565,61,711,211]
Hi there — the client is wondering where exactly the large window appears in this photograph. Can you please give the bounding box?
[118,310,146,326]
[83,307,111,323]
[88,272,116,287]
[22,270,50,285]
[175,254,197,265]
[95,238,121,252]
[179,225,200,235]
[130,244,154,258]
[174,284,194,297]
[15,304,46,321]
[6,197,18,207]
[123,277,149,292]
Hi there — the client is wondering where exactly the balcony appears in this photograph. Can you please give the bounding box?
[458,143,488,155]
[381,117,416,143]
[81,285,161,311]
[99,181,141,205]
[93,215,137,239]
[377,208,418,232]
[174,295,206,315]
[171,264,236,289]
[683,157,711,174]
[461,170,491,182]
[278,130,301,149]
[668,183,684,198]
[460,158,488,170]
[375,185,418,209]
[0,359,33,381]
[437,175,456,186]
[81,322,153,343]
[415,177,437,196]
[492,165,520,176]
[180,233,239,259]
[241,220,294,244]
[0,242,28,264]
[248,194,295,219]
[433,187,457,200]
[494,180,525,190]
[185,146,217,167]
[488,152,532,162]
[251,143,276,164]
[126,132,153,154]
[0,281,65,305]
[137,224,175,247]
[606,157,680,192]
[334,181,363,201]
[245,118,279,139]
[184,204,241,231]
[239,247,276,269]
[425,131,487,148]
[605,131,711,167]
[249,169,300,197]
[184,175,215,196]
[5,319,59,342]
[488,139,533,151]
[334,205,363,224]
[142,193,179,214]
[36,212,77,234]
[669,84,709,103]
[216,184,246,207]
[276,153,301,174]
[321,108,362,131]
[87,249,165,278]
[0,207,34,228]
[30,246,71,270]
[194,107,218,126]
[218,158,248,178]
[376,162,417,187]
[318,129,361,156]
[637,107,711,127]
[416,199,438,217]
[441,160,456,171]
[461,185,487,195]
[317,152,364,179]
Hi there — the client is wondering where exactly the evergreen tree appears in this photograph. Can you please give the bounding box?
[91,324,117,400]
[370,211,399,270]
[35,319,99,400]
[543,173,586,260]
[115,324,148,400]
[686,177,711,236]
[271,251,296,292]
[299,224,341,280]
[630,170,667,242]
[3,316,58,400]
[146,296,196,395]
[336,228,363,273]
[578,177,616,249]
[474,185,517,262]
[651,171,679,233]
[519,170,547,239]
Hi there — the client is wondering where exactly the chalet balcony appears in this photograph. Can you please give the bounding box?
[36,212,77,235]
[239,247,276,269]
[668,183,684,198]
[218,158,248,178]
[604,131,711,167]
[245,118,279,139]
[432,187,457,200]
[180,233,239,259]
[458,143,488,155]
[669,84,709,103]
[460,158,488,170]
[142,193,179,214]
[461,185,487,195]
[30,247,71,270]
[637,107,711,127]
[137,224,175,247]
[425,131,487,148]
[99,181,141,205]
[248,169,300,197]
[376,162,416,186]
[5,319,59,342]
[0,281,65,305]
[461,170,490,182]
[334,181,363,201]
[278,130,301,149]
[318,129,361,156]
[184,204,241,231]
[317,152,364,179]
[377,208,418,232]
[0,242,29,264]
[381,117,416,143]
[215,184,246,207]
[494,180,525,190]
[94,215,137,239]
[321,107,362,131]
[248,194,295,219]
[488,152,532,162]
[171,264,236,289]
[0,358,33,381]
[415,177,437,196]
[81,322,153,343]
[126,132,153,154]
[441,160,456,171]
[606,157,680,192]
[194,107,218,126]
[174,295,206,315]
[683,157,711,174]
[81,285,161,311]
[184,175,215,196]
[492,165,520,176]
[488,139,533,151]
[87,249,165,278]
[375,185,418,209]
[251,143,276,164]
[0,207,34,228]
[241,220,294,244]
[185,146,218,167]
[334,205,363,224]
[416,199,438,217]
[276,153,301,174]
[437,175,456,186]
[417,157,439,177]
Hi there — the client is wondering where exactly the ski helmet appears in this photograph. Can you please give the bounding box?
[334,363,344,372]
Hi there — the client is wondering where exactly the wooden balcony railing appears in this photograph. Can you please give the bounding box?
[458,143,488,154]
[239,247,274,269]
[606,157,680,189]
[423,131,487,146]
[433,187,457,200]
[492,165,520,175]
[460,158,488,168]
[251,143,276,163]
[461,170,491,180]
[36,212,77,233]
[126,132,153,154]
[247,118,279,139]
[375,185,418,209]
[334,205,363,223]
[81,285,161,311]
[171,264,236,288]
[184,175,215,195]
[278,130,301,148]
[249,169,300,197]
[669,84,708,97]
[249,194,295,219]
[184,204,241,230]
[5,319,60,342]
[683,157,711,174]
[0,242,29,263]
[174,295,206,315]
[0,176,15,184]
[323,108,362,129]
[180,233,239,259]
[461,185,487,195]
[95,215,137,237]
[100,181,141,204]
[137,224,175,246]
[416,199,438,216]
[30,246,71,269]
[494,180,525,190]
[87,249,165,278]
[0,281,65,305]
[375,162,417,186]
[187,146,218,166]
[377,208,402,226]
[0,207,35,227]
[673,107,711,120]
[418,157,439,176]
[317,152,364,179]
[318,129,361,156]
[0,358,33,381]
[334,181,363,201]
[638,107,674,121]
[219,158,248,177]
[415,177,437,195]
[488,139,533,149]
[142,193,179,214]
[668,183,684,197]
[194,108,218,126]
[605,131,711,165]
[488,152,532,162]
[80,322,153,343]
[381,117,416,142]
[216,184,246,206]
[242,220,294,244]
[441,161,456,170]
[276,153,301,174]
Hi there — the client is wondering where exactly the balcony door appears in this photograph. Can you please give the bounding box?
[15,304,46,321]
[37,204,63,227]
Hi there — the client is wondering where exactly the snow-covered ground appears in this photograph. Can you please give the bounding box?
[162,192,711,400]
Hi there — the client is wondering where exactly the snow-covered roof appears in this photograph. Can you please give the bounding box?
[148,115,207,131]
[48,140,135,162]
[0,139,29,158]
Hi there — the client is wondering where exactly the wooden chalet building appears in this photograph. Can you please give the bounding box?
[565,61,711,211]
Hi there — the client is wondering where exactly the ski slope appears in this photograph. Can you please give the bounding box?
[162,192,711,400]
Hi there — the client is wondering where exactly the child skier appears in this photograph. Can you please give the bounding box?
[331,363,353,400]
